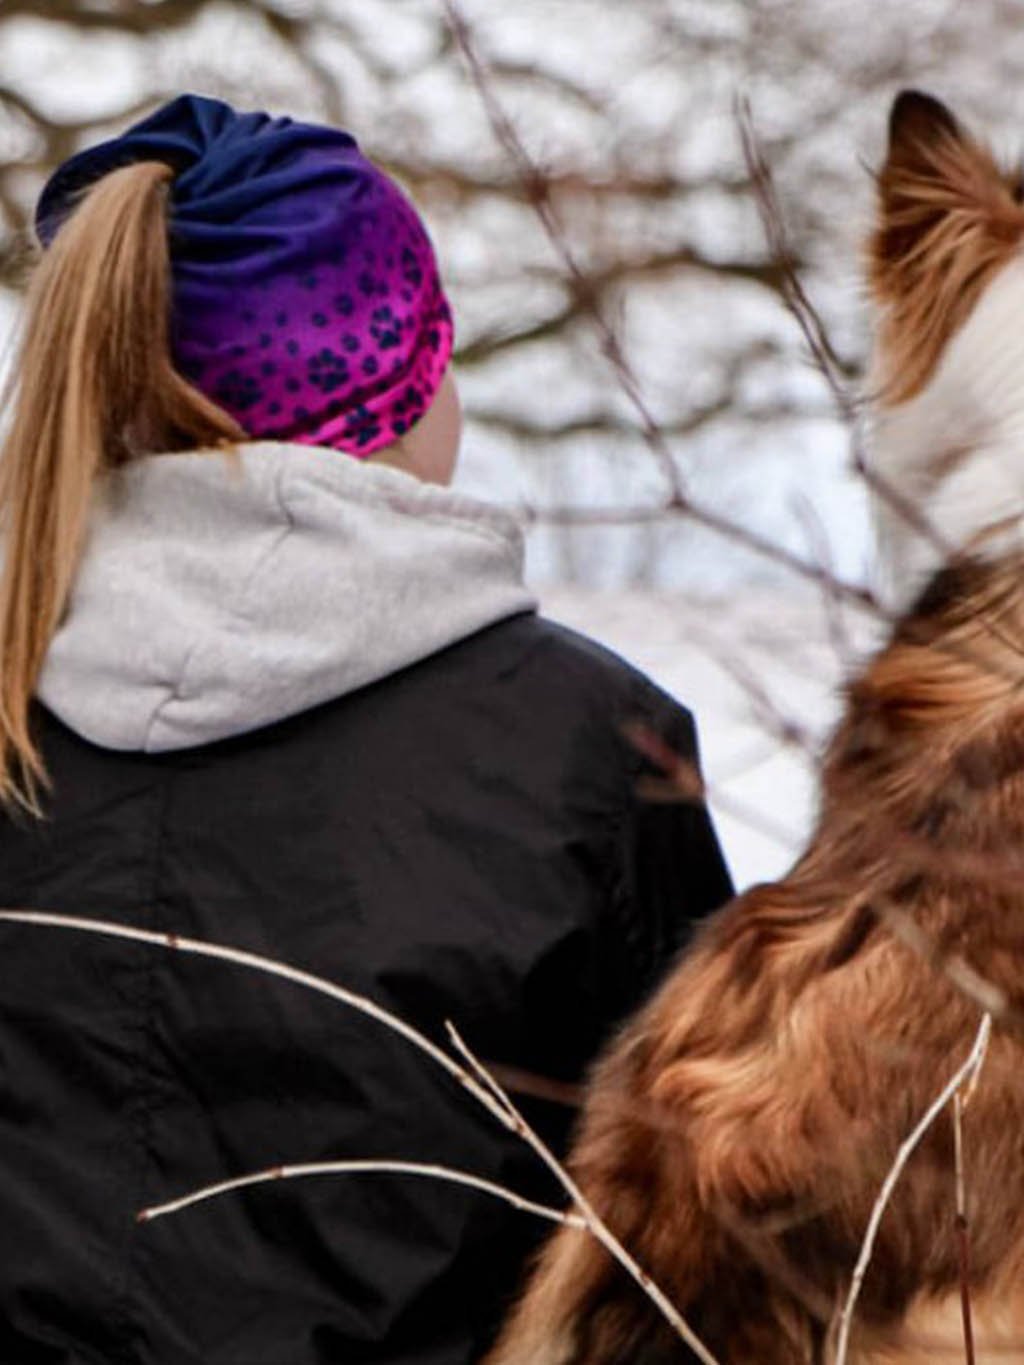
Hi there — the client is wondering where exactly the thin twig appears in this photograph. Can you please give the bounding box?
[792,491,858,676]
[953,1093,976,1365]
[528,497,882,615]
[833,1013,993,1365]
[700,784,803,853]
[484,1061,583,1109]
[139,1158,586,1229]
[733,96,851,418]
[624,718,803,850]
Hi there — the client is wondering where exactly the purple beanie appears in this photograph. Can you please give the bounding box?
[36,94,454,457]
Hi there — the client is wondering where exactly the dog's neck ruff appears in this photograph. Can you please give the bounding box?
[869,251,1024,612]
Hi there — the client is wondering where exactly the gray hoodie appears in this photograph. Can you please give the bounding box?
[38,442,536,753]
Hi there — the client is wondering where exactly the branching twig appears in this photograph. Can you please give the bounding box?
[440,0,884,620]
[832,1012,993,1365]
[0,908,722,1365]
[445,1021,724,1365]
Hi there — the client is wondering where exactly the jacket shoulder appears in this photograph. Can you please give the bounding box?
[467,612,698,751]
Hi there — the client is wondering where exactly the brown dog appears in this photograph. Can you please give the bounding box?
[486,91,1024,1365]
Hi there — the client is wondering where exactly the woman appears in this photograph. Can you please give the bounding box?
[0,94,732,1364]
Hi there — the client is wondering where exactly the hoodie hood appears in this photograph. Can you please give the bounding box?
[38,442,536,752]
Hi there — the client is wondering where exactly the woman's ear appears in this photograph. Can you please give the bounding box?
[370,369,462,486]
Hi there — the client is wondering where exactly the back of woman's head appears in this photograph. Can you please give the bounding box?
[0,159,242,810]
[0,93,453,812]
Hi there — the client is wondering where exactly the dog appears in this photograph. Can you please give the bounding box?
[485,91,1024,1364]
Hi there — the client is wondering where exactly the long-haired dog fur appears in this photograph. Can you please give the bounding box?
[486,91,1024,1365]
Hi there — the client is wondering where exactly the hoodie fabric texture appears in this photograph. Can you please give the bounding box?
[0,443,733,1365]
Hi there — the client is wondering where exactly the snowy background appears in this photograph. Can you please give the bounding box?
[544,585,882,889]
[2,0,1018,886]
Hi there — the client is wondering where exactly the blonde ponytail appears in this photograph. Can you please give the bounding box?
[0,160,245,811]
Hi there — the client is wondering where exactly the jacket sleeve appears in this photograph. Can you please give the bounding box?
[598,680,735,1030]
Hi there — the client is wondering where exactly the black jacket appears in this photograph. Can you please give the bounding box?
[0,613,731,1365]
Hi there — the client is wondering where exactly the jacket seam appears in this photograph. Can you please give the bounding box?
[106,775,170,1365]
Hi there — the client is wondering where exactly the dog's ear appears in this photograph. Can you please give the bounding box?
[868,90,1024,402]
[872,90,973,284]
[887,90,961,166]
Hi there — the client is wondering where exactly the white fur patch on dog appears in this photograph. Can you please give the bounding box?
[869,251,1024,610]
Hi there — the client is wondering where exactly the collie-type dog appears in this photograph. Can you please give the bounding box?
[486,91,1024,1364]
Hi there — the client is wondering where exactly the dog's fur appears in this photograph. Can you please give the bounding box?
[486,93,1024,1365]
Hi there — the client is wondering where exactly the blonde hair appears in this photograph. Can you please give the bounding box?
[0,160,244,811]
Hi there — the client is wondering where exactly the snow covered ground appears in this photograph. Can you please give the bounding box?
[542,585,883,892]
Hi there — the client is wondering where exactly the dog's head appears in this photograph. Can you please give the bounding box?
[867,91,1024,607]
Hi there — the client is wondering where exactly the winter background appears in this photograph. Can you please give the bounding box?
[2,0,1020,889]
